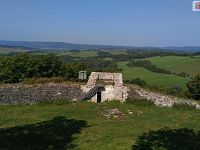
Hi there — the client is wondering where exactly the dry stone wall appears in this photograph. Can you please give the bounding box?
[128,85,200,109]
[0,83,84,105]
[0,80,199,109]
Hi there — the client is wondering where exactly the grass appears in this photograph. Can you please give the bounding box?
[118,61,188,89]
[193,55,200,58]
[103,57,113,61]
[146,56,200,76]
[108,50,128,55]
[0,101,199,149]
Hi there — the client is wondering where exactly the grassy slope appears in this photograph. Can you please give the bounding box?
[146,56,200,76]
[0,102,199,150]
[118,61,188,89]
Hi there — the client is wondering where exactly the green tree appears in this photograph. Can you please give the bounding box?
[186,73,200,100]
[0,54,64,83]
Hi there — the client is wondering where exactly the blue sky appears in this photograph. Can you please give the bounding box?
[0,0,199,46]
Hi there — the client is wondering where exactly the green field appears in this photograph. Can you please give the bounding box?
[0,101,199,150]
[0,47,29,54]
[57,50,127,58]
[193,55,200,58]
[108,50,127,55]
[146,56,200,76]
[118,61,188,89]
[57,51,97,57]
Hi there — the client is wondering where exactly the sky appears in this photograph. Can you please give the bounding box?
[0,0,199,47]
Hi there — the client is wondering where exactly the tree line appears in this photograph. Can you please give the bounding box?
[0,54,120,83]
[127,60,189,77]
[0,54,64,83]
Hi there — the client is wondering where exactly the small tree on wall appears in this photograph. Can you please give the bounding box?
[186,73,200,100]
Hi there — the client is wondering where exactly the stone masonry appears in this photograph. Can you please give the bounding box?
[81,72,129,102]
[0,83,84,105]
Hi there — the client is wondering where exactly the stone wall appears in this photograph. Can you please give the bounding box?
[1,81,199,109]
[127,85,200,109]
[81,72,128,102]
[0,83,84,105]
[86,72,123,87]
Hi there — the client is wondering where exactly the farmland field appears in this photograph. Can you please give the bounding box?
[108,50,127,55]
[0,101,199,150]
[118,61,188,89]
[146,56,200,76]
[57,51,97,57]
[0,47,29,54]
[57,50,127,57]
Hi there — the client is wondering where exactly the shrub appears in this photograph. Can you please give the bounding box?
[168,86,183,95]
[186,73,200,100]
[177,72,189,77]
[126,78,147,87]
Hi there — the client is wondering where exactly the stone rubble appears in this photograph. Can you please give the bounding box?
[0,83,84,105]
[101,108,125,119]
[134,88,200,109]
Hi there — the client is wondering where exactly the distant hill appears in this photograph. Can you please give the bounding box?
[163,46,200,52]
[0,44,35,50]
[0,40,200,52]
[0,40,132,50]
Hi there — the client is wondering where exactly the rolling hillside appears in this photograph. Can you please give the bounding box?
[146,56,200,76]
[118,61,188,89]
[0,40,200,52]
[0,40,132,50]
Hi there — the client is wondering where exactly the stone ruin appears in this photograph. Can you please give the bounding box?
[81,72,128,103]
[81,72,200,109]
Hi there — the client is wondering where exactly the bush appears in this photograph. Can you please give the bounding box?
[126,78,147,87]
[186,73,200,100]
[168,86,183,95]
[177,72,189,77]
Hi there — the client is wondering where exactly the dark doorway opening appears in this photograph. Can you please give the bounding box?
[97,92,101,103]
